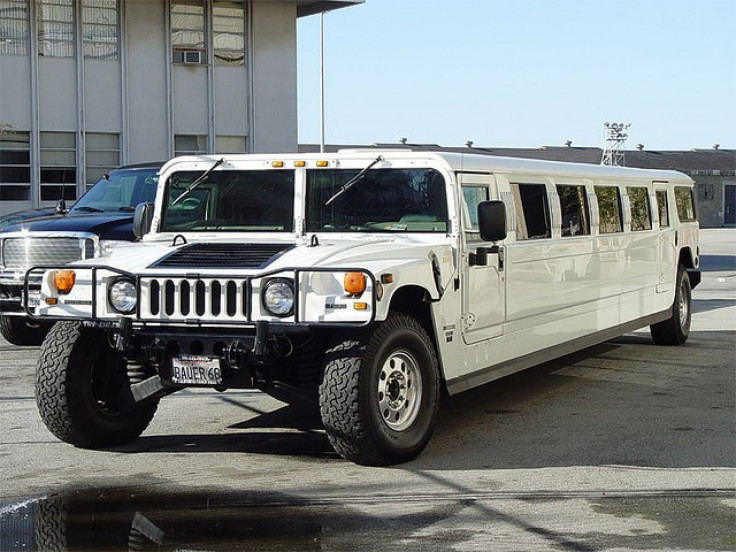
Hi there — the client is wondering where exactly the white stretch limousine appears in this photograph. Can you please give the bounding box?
[26,151,700,465]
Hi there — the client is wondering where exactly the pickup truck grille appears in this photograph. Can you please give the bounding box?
[141,277,249,322]
[1,237,94,269]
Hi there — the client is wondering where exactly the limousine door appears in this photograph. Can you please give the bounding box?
[459,173,506,344]
[654,182,677,289]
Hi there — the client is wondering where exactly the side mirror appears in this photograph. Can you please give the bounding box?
[133,202,155,239]
[55,199,67,215]
[477,200,507,242]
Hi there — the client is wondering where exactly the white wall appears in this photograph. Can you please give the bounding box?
[0,0,304,216]
[125,0,170,163]
[250,1,298,153]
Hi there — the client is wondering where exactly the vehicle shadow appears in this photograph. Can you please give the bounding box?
[414,329,735,471]
[121,330,734,471]
[699,254,736,271]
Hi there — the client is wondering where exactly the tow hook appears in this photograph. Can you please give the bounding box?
[114,317,132,351]
[225,341,249,369]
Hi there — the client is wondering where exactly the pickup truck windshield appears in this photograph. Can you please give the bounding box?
[306,168,448,233]
[71,169,158,213]
[161,170,295,232]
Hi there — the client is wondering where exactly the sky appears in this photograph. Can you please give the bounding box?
[296,0,736,151]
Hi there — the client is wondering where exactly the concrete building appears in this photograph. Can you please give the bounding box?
[0,0,361,216]
[301,143,736,228]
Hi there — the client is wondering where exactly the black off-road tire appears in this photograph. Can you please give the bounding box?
[36,321,158,448]
[650,264,692,346]
[319,314,440,466]
[0,314,51,346]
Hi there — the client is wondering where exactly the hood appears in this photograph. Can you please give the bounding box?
[1,212,135,241]
[0,208,58,229]
[105,235,451,277]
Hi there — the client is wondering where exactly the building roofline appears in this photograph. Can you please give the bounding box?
[296,1,364,18]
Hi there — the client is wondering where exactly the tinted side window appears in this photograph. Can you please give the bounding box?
[511,183,551,240]
[557,184,590,237]
[656,190,669,227]
[595,186,623,234]
[461,186,489,234]
[627,187,652,231]
[675,186,697,222]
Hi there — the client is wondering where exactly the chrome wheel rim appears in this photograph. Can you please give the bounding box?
[377,350,422,432]
[678,280,689,328]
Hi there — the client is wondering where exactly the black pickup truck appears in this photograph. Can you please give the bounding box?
[0,162,163,345]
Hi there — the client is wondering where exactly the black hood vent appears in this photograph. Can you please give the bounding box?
[152,243,292,269]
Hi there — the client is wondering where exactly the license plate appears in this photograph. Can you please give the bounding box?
[22,291,40,309]
[170,355,222,385]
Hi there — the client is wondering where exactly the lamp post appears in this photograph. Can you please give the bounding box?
[319,12,326,153]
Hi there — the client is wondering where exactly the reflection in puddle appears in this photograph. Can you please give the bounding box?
[0,487,468,551]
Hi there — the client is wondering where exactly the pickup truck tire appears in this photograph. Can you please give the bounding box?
[35,321,158,448]
[0,314,50,346]
[650,264,692,346]
[319,314,440,466]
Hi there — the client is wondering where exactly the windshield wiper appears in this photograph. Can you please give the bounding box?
[72,206,105,213]
[325,155,384,206]
[171,157,225,206]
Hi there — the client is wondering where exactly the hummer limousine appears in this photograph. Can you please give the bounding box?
[25,151,699,465]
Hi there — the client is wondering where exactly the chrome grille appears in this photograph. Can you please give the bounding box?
[1,237,93,268]
[141,277,249,322]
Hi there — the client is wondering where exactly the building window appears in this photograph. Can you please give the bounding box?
[510,183,551,240]
[37,0,75,58]
[82,0,118,60]
[0,0,30,55]
[40,131,76,201]
[627,187,652,231]
[595,186,623,234]
[213,1,245,66]
[557,184,590,237]
[175,134,207,156]
[85,132,119,188]
[215,135,246,154]
[0,129,31,201]
[171,0,205,64]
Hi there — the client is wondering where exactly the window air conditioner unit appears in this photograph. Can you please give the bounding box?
[183,50,202,64]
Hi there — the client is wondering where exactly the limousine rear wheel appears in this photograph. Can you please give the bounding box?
[650,265,692,346]
[36,321,158,448]
[319,314,440,466]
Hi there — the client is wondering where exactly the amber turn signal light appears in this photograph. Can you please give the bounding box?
[52,270,76,295]
[343,272,366,295]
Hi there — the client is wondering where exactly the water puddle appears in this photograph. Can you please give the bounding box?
[0,486,467,551]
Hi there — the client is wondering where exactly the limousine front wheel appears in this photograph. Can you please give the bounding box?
[319,314,440,466]
[36,321,158,448]
[650,265,692,346]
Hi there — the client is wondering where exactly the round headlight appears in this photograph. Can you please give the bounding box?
[262,278,294,317]
[108,278,137,314]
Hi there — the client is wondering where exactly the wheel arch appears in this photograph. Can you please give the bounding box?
[678,246,696,269]
[384,284,448,392]
[386,284,433,332]
[678,246,701,289]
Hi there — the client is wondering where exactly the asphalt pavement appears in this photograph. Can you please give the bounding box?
[0,229,734,551]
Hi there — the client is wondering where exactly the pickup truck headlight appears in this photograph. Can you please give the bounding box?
[262,278,294,317]
[99,240,119,257]
[108,278,137,314]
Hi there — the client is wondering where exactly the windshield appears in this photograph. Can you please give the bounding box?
[71,168,158,213]
[161,170,295,232]
[306,168,448,233]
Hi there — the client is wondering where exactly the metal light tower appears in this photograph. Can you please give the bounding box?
[601,122,631,166]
